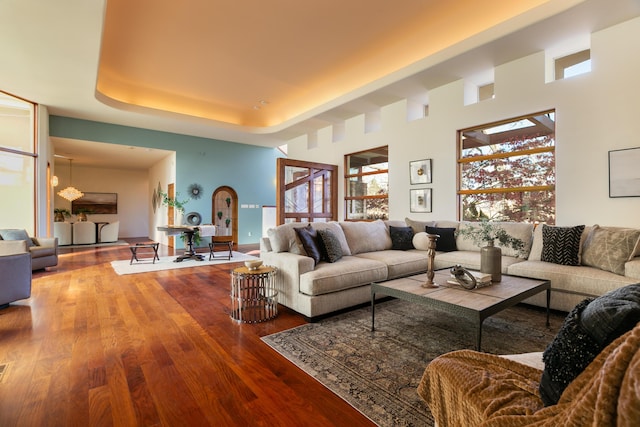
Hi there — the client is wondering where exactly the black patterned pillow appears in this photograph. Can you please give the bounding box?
[389,226,414,251]
[541,224,585,266]
[294,225,322,265]
[317,229,343,263]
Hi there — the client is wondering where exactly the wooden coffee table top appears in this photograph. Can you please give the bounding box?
[371,269,550,350]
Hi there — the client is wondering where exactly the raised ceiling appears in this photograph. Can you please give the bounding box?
[1,0,640,157]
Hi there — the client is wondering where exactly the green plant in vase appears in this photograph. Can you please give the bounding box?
[180,230,201,247]
[225,197,231,207]
[74,207,94,222]
[217,211,223,221]
[225,218,231,228]
[53,208,71,222]
[158,191,189,213]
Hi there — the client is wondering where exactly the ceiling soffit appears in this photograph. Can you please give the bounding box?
[95,0,556,132]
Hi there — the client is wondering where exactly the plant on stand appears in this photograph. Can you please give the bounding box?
[74,207,94,222]
[457,221,526,282]
[54,208,71,222]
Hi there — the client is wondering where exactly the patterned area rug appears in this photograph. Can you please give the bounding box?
[262,299,566,427]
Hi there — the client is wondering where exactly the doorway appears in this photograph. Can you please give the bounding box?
[212,186,238,246]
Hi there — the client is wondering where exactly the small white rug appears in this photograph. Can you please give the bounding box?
[110,251,258,275]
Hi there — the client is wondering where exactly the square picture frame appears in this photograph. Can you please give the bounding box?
[609,147,640,197]
[410,188,432,213]
[410,159,432,184]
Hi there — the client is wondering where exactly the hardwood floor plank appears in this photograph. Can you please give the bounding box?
[0,242,376,426]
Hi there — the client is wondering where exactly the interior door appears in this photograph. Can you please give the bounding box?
[276,158,337,225]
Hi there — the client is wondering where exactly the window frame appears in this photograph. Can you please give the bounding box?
[457,110,556,223]
[344,145,389,221]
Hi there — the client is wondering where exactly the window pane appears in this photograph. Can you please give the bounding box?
[0,151,35,232]
[285,182,308,213]
[347,176,388,197]
[285,166,309,185]
[0,92,34,153]
[461,190,555,224]
[313,175,323,213]
[345,199,388,220]
[460,152,555,190]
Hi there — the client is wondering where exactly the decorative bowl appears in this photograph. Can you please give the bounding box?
[245,259,263,270]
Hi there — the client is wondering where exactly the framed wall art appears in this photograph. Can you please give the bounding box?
[609,147,640,197]
[410,159,432,184]
[72,192,118,214]
[410,188,432,213]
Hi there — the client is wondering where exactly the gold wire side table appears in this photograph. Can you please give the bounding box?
[230,266,278,323]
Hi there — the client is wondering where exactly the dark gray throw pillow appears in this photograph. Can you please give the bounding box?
[540,224,584,266]
[425,226,457,252]
[389,226,414,251]
[317,229,343,263]
[294,225,322,265]
[539,283,640,406]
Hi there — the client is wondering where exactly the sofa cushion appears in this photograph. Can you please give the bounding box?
[539,284,640,405]
[581,225,640,275]
[294,225,322,265]
[340,220,392,255]
[426,226,457,252]
[355,250,428,279]
[299,256,388,296]
[0,229,33,248]
[456,221,533,258]
[404,217,436,234]
[541,224,585,266]
[389,226,414,250]
[317,229,343,263]
[311,222,352,256]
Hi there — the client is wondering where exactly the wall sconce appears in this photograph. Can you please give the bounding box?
[51,176,59,187]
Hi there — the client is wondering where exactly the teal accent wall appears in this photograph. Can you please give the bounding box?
[49,116,283,244]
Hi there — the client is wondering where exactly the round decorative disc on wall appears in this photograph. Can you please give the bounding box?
[185,212,202,226]
[188,183,203,199]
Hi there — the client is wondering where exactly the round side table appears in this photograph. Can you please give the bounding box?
[230,266,278,323]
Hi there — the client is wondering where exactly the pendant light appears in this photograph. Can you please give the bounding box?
[57,158,84,202]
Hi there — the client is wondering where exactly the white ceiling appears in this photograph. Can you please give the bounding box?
[2,0,640,169]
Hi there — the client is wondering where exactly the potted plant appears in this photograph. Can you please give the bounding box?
[53,208,71,222]
[225,218,231,228]
[225,197,231,207]
[158,191,189,213]
[180,230,201,247]
[217,211,223,220]
[74,207,94,222]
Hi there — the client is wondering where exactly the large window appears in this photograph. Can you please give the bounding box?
[458,111,555,224]
[0,91,36,233]
[345,146,388,220]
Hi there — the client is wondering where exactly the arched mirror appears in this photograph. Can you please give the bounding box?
[212,186,238,246]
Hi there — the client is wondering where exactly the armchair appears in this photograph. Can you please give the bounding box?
[0,240,32,308]
[73,221,96,245]
[99,221,119,243]
[0,228,58,271]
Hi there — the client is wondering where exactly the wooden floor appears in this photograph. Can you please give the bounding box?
[0,240,375,426]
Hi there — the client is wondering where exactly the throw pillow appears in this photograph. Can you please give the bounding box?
[0,229,33,248]
[405,217,436,234]
[539,283,640,406]
[541,224,585,266]
[317,229,343,262]
[294,225,322,265]
[425,226,457,252]
[389,226,414,250]
[581,225,640,275]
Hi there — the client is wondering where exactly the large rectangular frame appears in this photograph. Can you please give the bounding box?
[609,147,640,198]
[410,188,432,213]
[410,159,432,184]
[72,192,118,214]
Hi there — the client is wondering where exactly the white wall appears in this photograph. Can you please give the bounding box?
[287,16,640,229]
[148,152,177,245]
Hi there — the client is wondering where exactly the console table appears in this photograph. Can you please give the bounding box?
[157,226,205,262]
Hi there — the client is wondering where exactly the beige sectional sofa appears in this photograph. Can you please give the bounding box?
[260,219,640,319]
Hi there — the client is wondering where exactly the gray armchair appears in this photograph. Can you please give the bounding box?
[0,240,32,308]
[0,229,58,270]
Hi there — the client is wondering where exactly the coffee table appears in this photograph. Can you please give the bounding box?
[371,269,550,351]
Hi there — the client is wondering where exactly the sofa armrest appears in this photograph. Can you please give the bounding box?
[260,251,315,311]
[0,240,28,256]
[625,258,640,280]
[32,236,58,249]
